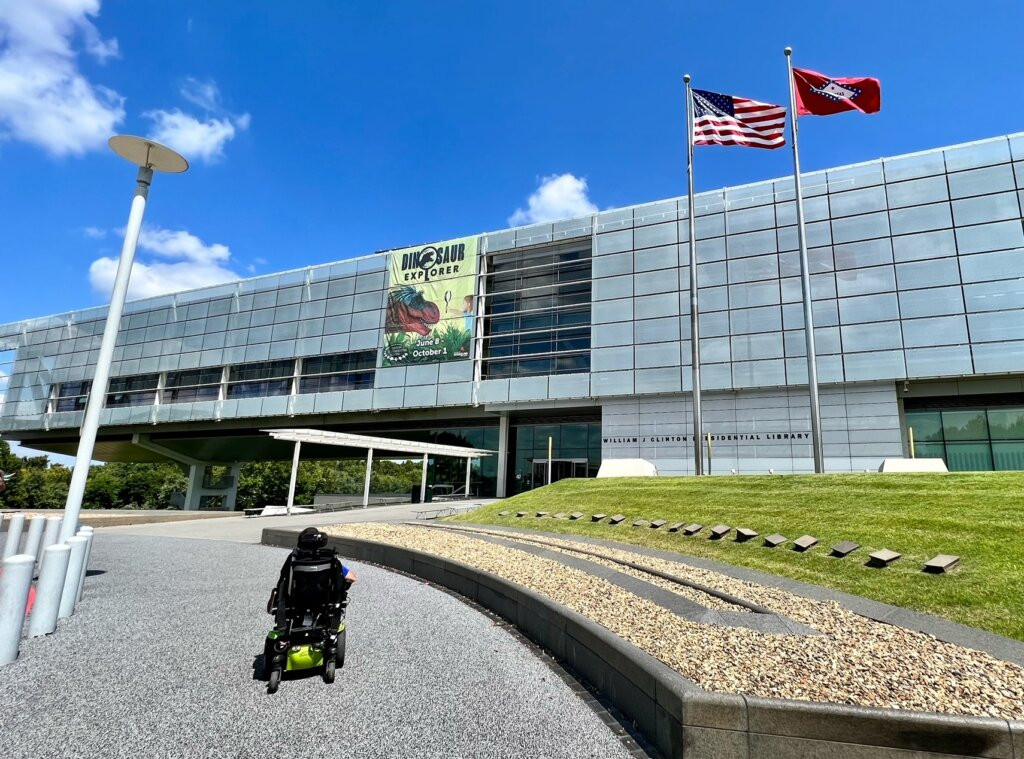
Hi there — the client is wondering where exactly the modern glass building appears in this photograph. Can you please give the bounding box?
[2,132,1023,508]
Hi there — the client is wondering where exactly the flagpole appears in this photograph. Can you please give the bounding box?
[684,74,703,476]
[784,47,825,473]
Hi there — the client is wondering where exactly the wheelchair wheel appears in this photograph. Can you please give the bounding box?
[267,668,281,694]
[336,629,346,668]
[323,660,336,684]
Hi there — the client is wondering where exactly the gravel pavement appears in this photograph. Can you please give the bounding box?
[0,534,635,759]
[330,523,1024,720]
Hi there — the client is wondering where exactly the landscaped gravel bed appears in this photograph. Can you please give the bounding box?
[436,525,746,613]
[326,522,1024,720]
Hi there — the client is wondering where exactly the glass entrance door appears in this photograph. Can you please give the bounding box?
[530,458,588,486]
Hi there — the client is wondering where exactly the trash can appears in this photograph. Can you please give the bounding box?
[410,485,434,504]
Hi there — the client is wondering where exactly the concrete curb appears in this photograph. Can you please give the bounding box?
[262,527,1024,759]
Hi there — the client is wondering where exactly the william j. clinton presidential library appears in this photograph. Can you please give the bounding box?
[2,133,1024,509]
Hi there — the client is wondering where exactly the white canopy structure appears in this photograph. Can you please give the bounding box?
[263,428,494,512]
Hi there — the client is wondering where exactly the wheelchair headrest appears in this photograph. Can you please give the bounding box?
[297,527,327,551]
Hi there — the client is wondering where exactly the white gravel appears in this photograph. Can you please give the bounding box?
[328,522,1024,720]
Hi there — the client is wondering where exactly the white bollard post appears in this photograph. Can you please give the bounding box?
[0,554,35,665]
[58,536,89,619]
[23,517,45,568]
[40,516,62,558]
[75,529,95,603]
[29,544,72,637]
[2,513,26,560]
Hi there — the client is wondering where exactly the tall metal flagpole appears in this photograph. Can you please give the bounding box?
[684,75,703,476]
[784,48,825,473]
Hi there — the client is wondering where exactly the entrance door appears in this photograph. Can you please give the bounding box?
[530,458,588,487]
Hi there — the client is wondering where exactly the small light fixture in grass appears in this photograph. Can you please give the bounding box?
[735,527,758,542]
[683,523,704,536]
[923,554,960,574]
[632,519,651,528]
[830,541,860,558]
[536,511,548,517]
[763,534,788,548]
[498,510,510,516]
[867,549,902,568]
[609,514,626,525]
[592,513,607,522]
[793,535,819,552]
[569,512,585,520]
[516,511,528,517]
[710,524,731,540]
[650,519,667,529]
[667,522,684,532]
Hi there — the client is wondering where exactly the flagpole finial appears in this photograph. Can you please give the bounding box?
[684,74,691,84]
[784,46,793,56]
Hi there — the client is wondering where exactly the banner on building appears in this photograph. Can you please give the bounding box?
[382,236,479,367]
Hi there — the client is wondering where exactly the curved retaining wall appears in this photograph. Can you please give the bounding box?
[262,527,1024,759]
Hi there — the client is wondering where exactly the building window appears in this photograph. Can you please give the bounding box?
[482,241,592,378]
[107,374,159,407]
[163,368,222,404]
[298,351,376,393]
[227,360,294,399]
[905,405,1024,471]
[53,381,91,412]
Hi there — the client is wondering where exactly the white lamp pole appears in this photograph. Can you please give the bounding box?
[59,137,188,543]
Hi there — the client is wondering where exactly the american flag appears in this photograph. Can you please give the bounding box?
[691,89,786,149]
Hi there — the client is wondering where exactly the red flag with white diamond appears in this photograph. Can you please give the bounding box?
[792,67,881,116]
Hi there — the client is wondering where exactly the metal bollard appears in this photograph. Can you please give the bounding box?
[2,513,25,560]
[58,536,88,619]
[29,544,72,637]
[0,554,35,665]
[74,528,95,603]
[23,517,45,568]
[1,512,25,561]
[40,516,62,559]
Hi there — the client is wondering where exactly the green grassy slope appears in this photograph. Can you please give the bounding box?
[452,473,1024,640]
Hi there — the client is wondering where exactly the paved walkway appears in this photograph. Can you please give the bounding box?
[102,499,498,543]
[0,533,635,759]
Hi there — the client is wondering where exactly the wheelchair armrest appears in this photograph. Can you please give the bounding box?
[266,587,278,615]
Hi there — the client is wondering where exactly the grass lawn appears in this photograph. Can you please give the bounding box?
[451,473,1024,641]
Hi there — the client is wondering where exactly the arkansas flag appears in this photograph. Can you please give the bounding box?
[793,67,881,116]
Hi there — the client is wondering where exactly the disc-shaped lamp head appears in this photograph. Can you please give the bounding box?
[108,135,188,173]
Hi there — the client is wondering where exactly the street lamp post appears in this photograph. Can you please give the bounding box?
[58,137,188,543]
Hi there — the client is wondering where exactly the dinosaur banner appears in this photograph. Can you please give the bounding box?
[382,236,479,367]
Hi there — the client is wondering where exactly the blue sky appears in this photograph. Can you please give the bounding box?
[0,0,1022,325]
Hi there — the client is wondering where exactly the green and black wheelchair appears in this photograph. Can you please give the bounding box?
[264,528,350,694]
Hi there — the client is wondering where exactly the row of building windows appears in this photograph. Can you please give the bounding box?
[50,351,377,412]
[481,242,592,378]
[905,407,1024,471]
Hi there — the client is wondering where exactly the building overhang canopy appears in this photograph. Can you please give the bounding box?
[263,428,493,458]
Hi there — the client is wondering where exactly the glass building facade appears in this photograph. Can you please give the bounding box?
[2,132,1024,506]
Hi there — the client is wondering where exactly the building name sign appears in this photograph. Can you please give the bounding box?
[603,432,811,444]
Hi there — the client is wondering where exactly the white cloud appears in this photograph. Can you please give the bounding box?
[508,173,598,226]
[88,225,241,300]
[143,77,250,164]
[179,77,221,111]
[143,109,246,164]
[0,0,125,156]
[83,226,106,239]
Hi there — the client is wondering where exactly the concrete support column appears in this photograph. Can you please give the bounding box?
[420,453,428,504]
[464,457,472,499]
[496,412,510,498]
[286,442,301,516]
[362,448,374,508]
[184,464,205,511]
[184,462,243,511]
